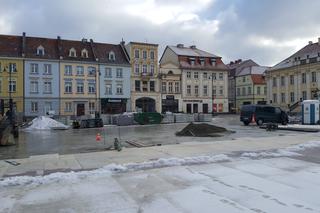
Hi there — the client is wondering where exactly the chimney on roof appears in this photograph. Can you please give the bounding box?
[190,45,196,49]
[177,44,184,48]
[22,32,26,57]
[120,38,125,46]
[89,39,99,62]
[309,41,313,45]
[82,38,88,43]
[318,37,320,44]
[230,61,234,65]
[57,36,63,59]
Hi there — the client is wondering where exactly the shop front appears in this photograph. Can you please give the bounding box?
[101,98,127,114]
[162,95,179,113]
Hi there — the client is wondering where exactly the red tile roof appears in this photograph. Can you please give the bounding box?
[94,42,130,65]
[0,35,22,57]
[251,74,265,84]
[25,36,59,59]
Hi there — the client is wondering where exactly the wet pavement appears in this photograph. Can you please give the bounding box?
[0,114,313,159]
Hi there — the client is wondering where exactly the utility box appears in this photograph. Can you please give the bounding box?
[302,100,319,124]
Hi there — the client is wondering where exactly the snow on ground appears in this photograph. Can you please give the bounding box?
[1,157,320,213]
[279,124,320,129]
[24,116,69,130]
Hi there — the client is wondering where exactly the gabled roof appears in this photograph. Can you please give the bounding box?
[270,41,320,70]
[60,39,96,61]
[94,42,130,65]
[227,59,259,76]
[251,74,266,85]
[237,66,268,76]
[168,45,219,58]
[25,36,59,60]
[0,35,22,57]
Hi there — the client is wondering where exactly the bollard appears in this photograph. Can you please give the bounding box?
[114,138,122,151]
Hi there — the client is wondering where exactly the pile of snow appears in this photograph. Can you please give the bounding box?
[0,154,231,187]
[24,116,69,130]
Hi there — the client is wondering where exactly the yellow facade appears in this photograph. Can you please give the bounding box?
[59,62,99,116]
[266,62,320,110]
[0,58,24,114]
[236,75,266,110]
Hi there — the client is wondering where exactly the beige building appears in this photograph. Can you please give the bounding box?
[160,44,229,113]
[266,38,320,110]
[125,42,161,112]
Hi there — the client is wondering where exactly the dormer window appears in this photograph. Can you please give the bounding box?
[81,49,88,58]
[211,58,216,66]
[69,48,77,57]
[189,57,195,65]
[36,45,45,56]
[200,58,205,66]
[109,51,115,61]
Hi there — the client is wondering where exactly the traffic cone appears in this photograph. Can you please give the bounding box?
[96,133,101,142]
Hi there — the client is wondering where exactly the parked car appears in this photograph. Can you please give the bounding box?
[240,104,288,126]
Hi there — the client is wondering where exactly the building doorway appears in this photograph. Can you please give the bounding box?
[202,103,208,113]
[76,103,85,116]
[193,103,198,113]
[136,97,156,112]
[186,104,192,113]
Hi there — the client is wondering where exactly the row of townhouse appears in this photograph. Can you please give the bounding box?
[266,38,320,110]
[0,33,230,118]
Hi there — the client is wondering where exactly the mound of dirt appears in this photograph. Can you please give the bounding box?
[176,122,229,137]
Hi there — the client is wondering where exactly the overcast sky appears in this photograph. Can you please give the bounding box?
[0,0,320,66]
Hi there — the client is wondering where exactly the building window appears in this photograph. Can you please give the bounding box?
[69,48,77,57]
[272,77,277,87]
[242,87,246,96]
[105,67,112,78]
[135,80,141,92]
[116,83,123,95]
[64,65,72,76]
[105,84,112,95]
[76,66,84,76]
[194,85,199,96]
[31,102,38,113]
[212,73,216,80]
[64,82,72,93]
[312,72,317,82]
[187,85,191,96]
[150,64,155,75]
[8,80,17,92]
[203,72,207,79]
[142,65,147,74]
[9,63,17,72]
[168,82,173,93]
[190,58,195,65]
[194,72,199,79]
[237,88,240,96]
[134,50,139,58]
[242,77,246,82]
[77,82,84,93]
[273,93,277,103]
[87,66,96,76]
[281,93,285,103]
[302,91,307,100]
[203,85,208,96]
[248,86,251,95]
[211,58,216,66]
[30,81,39,93]
[200,59,205,66]
[219,73,223,80]
[134,64,139,74]
[81,49,88,58]
[44,64,52,75]
[213,86,216,96]
[89,102,95,114]
[187,72,191,78]
[281,76,285,86]
[175,82,180,93]
[116,68,123,78]
[290,75,294,85]
[142,81,148,92]
[36,45,45,56]
[44,102,52,113]
[143,50,147,59]
[162,82,166,93]
[88,83,95,93]
[264,87,267,95]
[65,102,72,112]
[31,63,39,74]
[219,86,223,95]
[290,92,295,103]
[257,87,261,95]
[150,81,155,92]
[150,51,155,59]
[44,81,52,94]
[302,73,306,84]
[109,51,115,61]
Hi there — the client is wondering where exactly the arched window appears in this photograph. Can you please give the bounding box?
[168,70,173,75]
[36,45,45,56]
[81,49,88,58]
[69,48,77,57]
[108,51,115,61]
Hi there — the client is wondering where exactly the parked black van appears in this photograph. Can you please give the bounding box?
[240,104,288,126]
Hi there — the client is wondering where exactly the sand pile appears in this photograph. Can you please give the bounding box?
[176,122,229,137]
[25,116,69,130]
